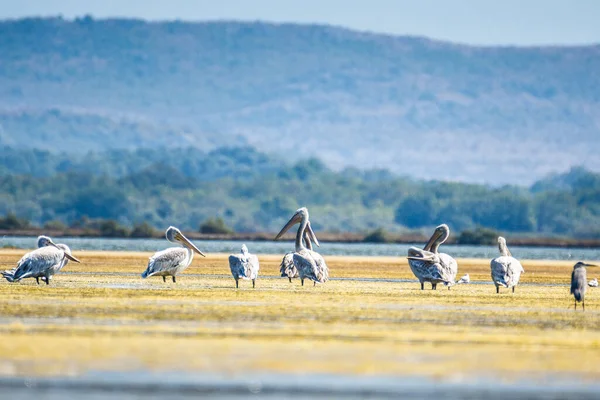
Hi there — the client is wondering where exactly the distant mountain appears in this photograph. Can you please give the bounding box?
[1,17,599,184]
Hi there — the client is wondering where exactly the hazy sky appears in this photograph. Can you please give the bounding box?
[2,0,600,46]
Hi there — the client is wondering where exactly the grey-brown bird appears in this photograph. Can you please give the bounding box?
[571,262,598,311]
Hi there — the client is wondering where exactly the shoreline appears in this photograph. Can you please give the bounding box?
[2,229,600,249]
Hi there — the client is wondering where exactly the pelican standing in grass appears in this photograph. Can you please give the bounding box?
[141,226,205,282]
[2,236,80,284]
[407,224,458,290]
[275,207,328,286]
[490,236,525,294]
[571,262,597,311]
[229,244,260,288]
[280,220,318,282]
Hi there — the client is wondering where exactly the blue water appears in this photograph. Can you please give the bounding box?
[1,236,599,260]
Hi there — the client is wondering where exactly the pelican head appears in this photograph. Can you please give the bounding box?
[574,261,597,270]
[423,224,450,252]
[166,226,206,257]
[44,237,81,263]
[241,244,248,255]
[274,207,309,240]
[37,235,53,248]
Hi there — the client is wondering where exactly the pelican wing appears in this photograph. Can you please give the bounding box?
[247,254,260,280]
[310,250,329,282]
[408,253,456,285]
[293,251,319,282]
[12,247,64,281]
[280,251,298,278]
[229,255,249,280]
[491,256,523,288]
[142,247,187,278]
[438,253,458,285]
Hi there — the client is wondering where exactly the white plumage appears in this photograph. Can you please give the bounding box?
[229,244,260,288]
[588,278,598,287]
[280,221,314,282]
[141,226,205,282]
[2,236,80,285]
[275,207,328,286]
[407,224,458,290]
[490,236,524,293]
[457,273,470,284]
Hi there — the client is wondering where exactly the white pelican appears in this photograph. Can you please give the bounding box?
[589,278,599,287]
[2,236,80,284]
[490,236,525,293]
[407,224,458,290]
[457,273,470,284]
[141,226,205,282]
[229,244,260,288]
[571,262,597,311]
[275,207,328,286]
[280,220,317,282]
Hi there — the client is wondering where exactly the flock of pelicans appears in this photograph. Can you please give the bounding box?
[2,207,598,310]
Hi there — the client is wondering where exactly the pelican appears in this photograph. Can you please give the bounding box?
[229,244,260,288]
[589,278,599,287]
[457,273,470,284]
[275,207,328,286]
[490,236,524,293]
[2,236,80,284]
[280,220,318,282]
[571,262,597,311]
[407,224,458,290]
[141,226,205,282]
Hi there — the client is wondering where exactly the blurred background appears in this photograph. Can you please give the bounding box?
[1,0,599,241]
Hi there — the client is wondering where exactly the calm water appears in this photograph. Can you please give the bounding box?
[1,236,599,260]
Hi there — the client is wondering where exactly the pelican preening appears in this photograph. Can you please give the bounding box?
[275,208,329,286]
[229,244,260,288]
[589,278,599,287]
[141,226,205,282]
[280,220,318,282]
[571,262,597,311]
[490,236,524,293]
[2,235,80,284]
[407,224,458,290]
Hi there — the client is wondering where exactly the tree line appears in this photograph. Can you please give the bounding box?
[1,146,599,239]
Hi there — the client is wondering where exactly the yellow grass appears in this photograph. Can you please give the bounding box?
[0,249,599,383]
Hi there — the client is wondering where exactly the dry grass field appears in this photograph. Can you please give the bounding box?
[0,249,599,387]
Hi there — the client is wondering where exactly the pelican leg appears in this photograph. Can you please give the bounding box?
[235,279,239,289]
[583,300,585,311]
[512,286,515,293]
[35,277,40,285]
[432,283,437,290]
[496,286,499,294]
[301,278,304,286]
[420,282,424,290]
[313,281,316,287]
[574,301,577,310]
[252,279,255,289]
[447,285,451,291]
[288,277,292,283]
[172,276,176,283]
[45,275,50,285]
[162,276,166,283]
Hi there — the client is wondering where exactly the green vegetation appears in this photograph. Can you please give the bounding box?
[0,146,599,238]
[199,217,235,234]
[457,227,501,245]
